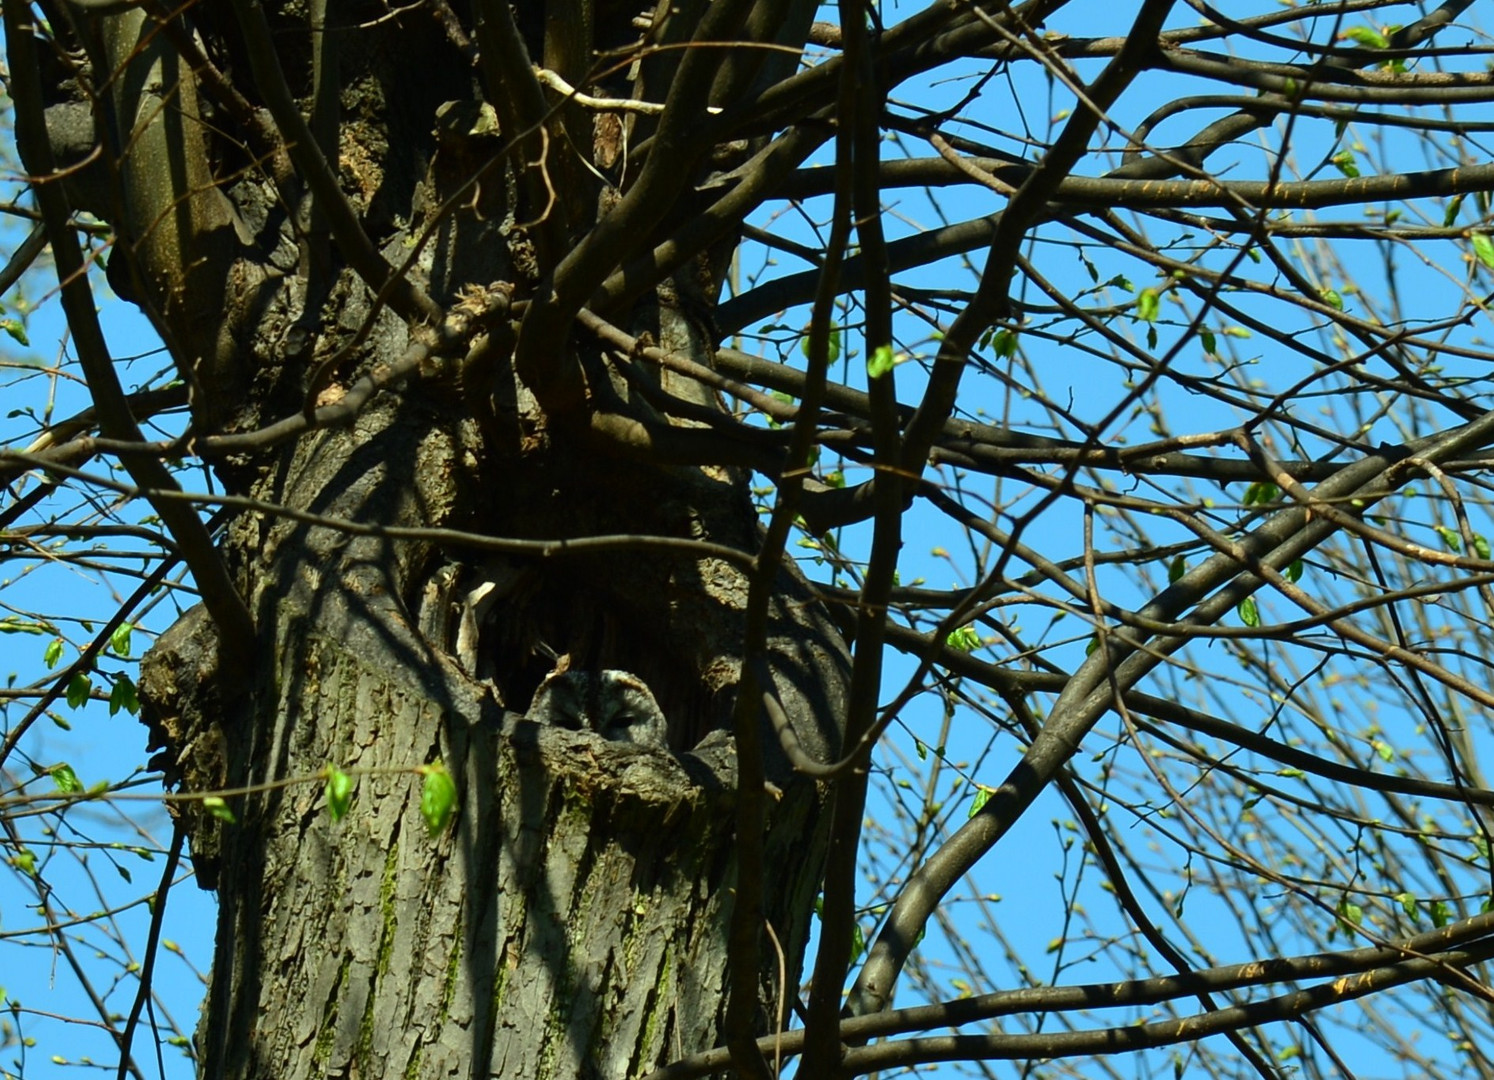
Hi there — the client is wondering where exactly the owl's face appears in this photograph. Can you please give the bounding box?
[528,669,668,747]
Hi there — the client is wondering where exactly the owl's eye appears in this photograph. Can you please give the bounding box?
[601,712,641,736]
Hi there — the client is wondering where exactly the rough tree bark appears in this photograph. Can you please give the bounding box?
[10,1,850,1077]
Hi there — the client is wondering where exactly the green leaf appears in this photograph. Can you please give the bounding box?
[1475,535,1492,560]
[1434,525,1463,553]
[0,617,48,635]
[1200,329,1216,356]
[800,327,841,364]
[1336,896,1364,928]
[51,763,82,794]
[1330,151,1360,178]
[849,921,867,965]
[1243,481,1278,506]
[43,638,63,669]
[420,761,458,837]
[326,766,356,822]
[1340,25,1389,49]
[1167,555,1187,583]
[109,622,133,658]
[866,344,895,379]
[1396,891,1420,920]
[1431,900,1451,928]
[992,329,1019,359]
[1471,234,1494,270]
[1286,559,1305,583]
[1136,288,1160,323]
[108,674,139,717]
[1444,196,1464,228]
[946,625,981,652]
[65,672,92,709]
[968,787,992,818]
[11,849,36,876]
[1373,739,1394,763]
[202,796,236,824]
[1319,288,1343,310]
[0,318,28,347]
[1237,596,1260,628]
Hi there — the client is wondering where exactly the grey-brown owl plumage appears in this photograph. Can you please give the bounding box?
[527,669,669,747]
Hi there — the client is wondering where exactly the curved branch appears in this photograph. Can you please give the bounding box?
[841,937,1494,1071]
[847,408,1494,1017]
[649,910,1494,1078]
[783,156,1494,212]
[228,0,441,325]
[4,0,255,660]
[473,0,571,258]
[0,222,47,296]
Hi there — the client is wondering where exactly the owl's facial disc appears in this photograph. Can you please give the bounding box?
[601,710,647,741]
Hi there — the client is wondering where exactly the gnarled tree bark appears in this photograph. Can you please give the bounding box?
[11,1,850,1076]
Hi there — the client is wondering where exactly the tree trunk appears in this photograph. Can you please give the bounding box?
[141,385,848,1077]
[18,1,853,1075]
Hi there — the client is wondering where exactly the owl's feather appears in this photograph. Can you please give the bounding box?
[527,669,669,747]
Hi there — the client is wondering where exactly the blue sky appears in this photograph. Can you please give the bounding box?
[6,1,1494,1077]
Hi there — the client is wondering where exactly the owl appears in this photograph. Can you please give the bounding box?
[527,669,669,747]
